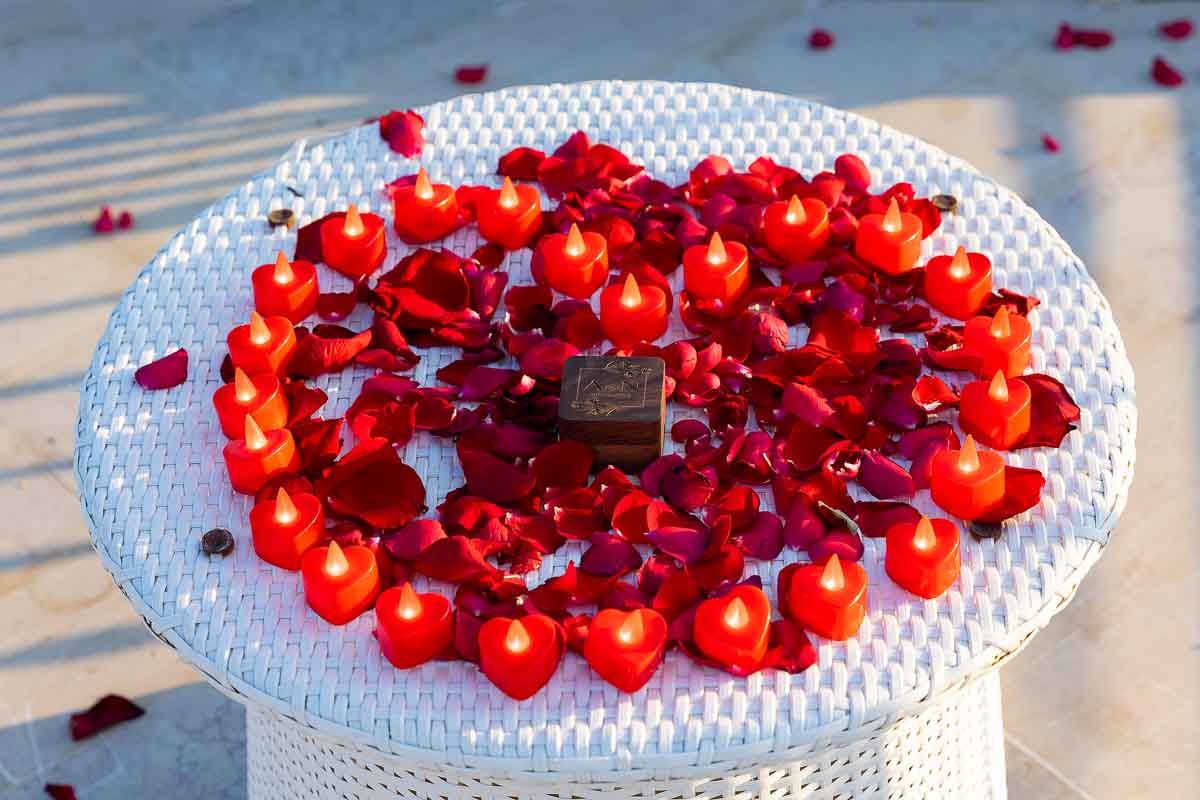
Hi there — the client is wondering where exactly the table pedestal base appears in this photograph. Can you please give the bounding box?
[247,672,1005,799]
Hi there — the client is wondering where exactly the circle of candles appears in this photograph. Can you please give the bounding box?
[320,204,386,279]
[854,198,923,274]
[583,607,668,692]
[884,516,961,599]
[683,232,750,308]
[250,487,325,570]
[252,251,319,323]
[211,367,288,439]
[923,246,993,320]
[599,273,669,349]
[478,614,563,700]
[476,177,543,251]
[222,415,300,495]
[392,168,460,243]
[300,539,382,625]
[539,223,609,299]
[959,371,1032,450]
[227,311,297,376]
[963,306,1033,378]
[693,584,771,669]
[763,195,831,262]
[374,583,454,669]
[785,554,868,641]
[929,435,1006,520]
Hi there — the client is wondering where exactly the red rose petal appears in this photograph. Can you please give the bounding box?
[897,421,959,460]
[1041,133,1060,153]
[735,511,785,560]
[317,439,426,529]
[293,211,340,263]
[1015,373,1081,449]
[290,417,344,474]
[69,694,144,741]
[116,210,134,230]
[44,785,78,800]
[782,381,835,426]
[282,380,328,424]
[519,338,579,381]
[580,532,643,577]
[807,529,865,563]
[660,464,717,511]
[912,374,958,412]
[458,447,534,503]
[413,394,456,432]
[855,500,921,539]
[858,450,915,499]
[415,536,499,582]
[382,518,447,561]
[646,525,710,565]
[92,206,113,234]
[1160,19,1193,40]
[762,619,817,674]
[498,147,547,181]
[532,440,594,489]
[317,291,358,321]
[458,365,518,401]
[834,153,871,191]
[1152,56,1185,87]
[379,109,425,157]
[454,64,488,84]
[134,348,188,390]
[974,465,1046,524]
[809,28,834,49]
[288,327,371,377]
[1055,22,1074,50]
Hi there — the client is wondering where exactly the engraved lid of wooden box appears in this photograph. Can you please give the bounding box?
[558,356,665,471]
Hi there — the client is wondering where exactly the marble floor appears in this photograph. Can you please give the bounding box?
[0,1,1195,797]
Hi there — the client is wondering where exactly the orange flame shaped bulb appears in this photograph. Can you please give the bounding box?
[273,251,294,285]
[913,517,936,551]
[989,306,1012,339]
[414,168,434,201]
[620,272,642,309]
[958,435,981,473]
[948,246,970,280]
[821,554,846,591]
[397,584,422,620]
[988,371,1009,403]
[505,618,531,653]
[324,539,349,577]
[617,611,644,645]
[565,223,586,257]
[233,368,256,403]
[249,311,271,345]
[343,204,364,237]
[785,195,806,225]
[499,177,519,210]
[723,596,749,629]
[243,415,268,452]
[881,198,903,234]
[706,231,728,265]
[274,486,298,525]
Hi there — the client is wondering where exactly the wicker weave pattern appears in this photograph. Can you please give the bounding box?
[75,81,1135,777]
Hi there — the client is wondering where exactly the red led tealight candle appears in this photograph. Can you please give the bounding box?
[963,306,1033,378]
[785,554,868,641]
[885,516,961,599]
[583,607,667,692]
[252,251,319,323]
[300,539,381,625]
[375,583,454,669]
[764,195,830,262]
[222,415,300,495]
[930,435,1006,521]
[693,584,771,670]
[854,198,923,275]
[392,168,460,243]
[250,487,325,570]
[924,246,992,320]
[539,223,609,299]
[600,273,669,349]
[683,232,750,308]
[477,177,542,251]
[320,204,386,279]
[478,614,563,700]
[959,371,1032,450]
[227,311,297,376]
[211,367,288,439]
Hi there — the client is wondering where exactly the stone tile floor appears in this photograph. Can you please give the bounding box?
[0,1,1195,797]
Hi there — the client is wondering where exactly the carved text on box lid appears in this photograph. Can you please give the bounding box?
[568,359,660,419]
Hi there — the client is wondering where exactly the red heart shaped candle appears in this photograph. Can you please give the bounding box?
[212,367,288,439]
[693,584,771,670]
[583,607,667,692]
[227,312,297,376]
[320,204,386,279]
[250,487,325,570]
[599,273,669,349]
[683,232,750,307]
[764,196,830,262]
[300,540,381,625]
[392,168,460,244]
[222,415,300,494]
[252,251,319,323]
[923,246,992,321]
[784,554,867,641]
[375,584,454,669]
[854,198,922,274]
[963,306,1032,378]
[885,516,961,599]
[930,435,1006,520]
[540,223,609,299]
[478,614,563,700]
[477,177,543,251]
[959,371,1032,450]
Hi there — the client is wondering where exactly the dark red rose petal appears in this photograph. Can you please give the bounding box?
[413,394,456,432]
[498,147,547,181]
[897,421,959,460]
[454,64,488,84]
[288,327,371,377]
[807,529,865,563]
[762,619,817,674]
[69,694,144,740]
[834,153,870,191]
[1041,133,1060,153]
[117,210,134,230]
[855,500,921,539]
[317,439,426,529]
[580,532,643,577]
[290,417,344,474]
[1014,373,1081,448]
[1160,19,1193,40]
[1152,56,1185,87]
[134,348,188,390]
[640,453,685,497]
[912,374,958,412]
[646,526,710,565]
[92,206,113,234]
[458,365,518,401]
[858,450,915,499]
[317,291,358,321]
[454,612,483,662]
[735,511,785,560]
[379,109,425,157]
[458,447,533,503]
[282,381,328,425]
[1055,23,1074,50]
[382,518,446,561]
[783,496,827,549]
[532,440,594,489]
[293,211,341,263]
[415,535,499,582]
[809,28,834,49]
[974,465,1045,524]
[660,465,717,511]
[519,338,579,381]
[44,785,78,800]
[782,381,835,426]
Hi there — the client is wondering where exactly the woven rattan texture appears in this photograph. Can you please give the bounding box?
[246,672,1005,798]
[76,81,1136,777]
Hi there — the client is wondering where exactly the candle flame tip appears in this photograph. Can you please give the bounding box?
[565,223,585,257]
[723,596,749,630]
[949,247,971,280]
[988,370,1010,402]
[499,176,519,209]
[249,311,271,344]
[913,516,936,550]
[398,583,421,620]
[343,204,364,237]
[617,610,644,644]
[820,554,846,591]
[706,231,727,265]
[785,195,806,225]
[244,414,268,452]
[620,272,642,308]
[275,486,298,524]
[325,540,348,577]
[958,435,981,473]
[273,251,294,284]
[881,198,903,233]
[233,368,256,402]
[989,306,1012,338]
[414,168,434,200]
[505,617,531,653]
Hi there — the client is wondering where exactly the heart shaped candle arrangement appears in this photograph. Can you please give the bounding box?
[199,124,1085,698]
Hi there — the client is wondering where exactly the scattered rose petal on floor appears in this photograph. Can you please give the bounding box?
[1152,56,1185,87]
[379,109,425,157]
[317,291,358,321]
[974,465,1045,524]
[92,206,114,234]
[808,28,834,49]
[69,694,144,740]
[1041,133,1060,153]
[454,64,488,84]
[1055,22,1074,50]
[133,348,188,390]
[1159,19,1193,40]
[316,439,427,529]
[44,785,77,800]
[117,210,134,229]
[1072,28,1113,48]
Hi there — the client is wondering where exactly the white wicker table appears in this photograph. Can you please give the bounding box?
[75,81,1136,799]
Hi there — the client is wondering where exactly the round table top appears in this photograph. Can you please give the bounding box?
[75,80,1136,778]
